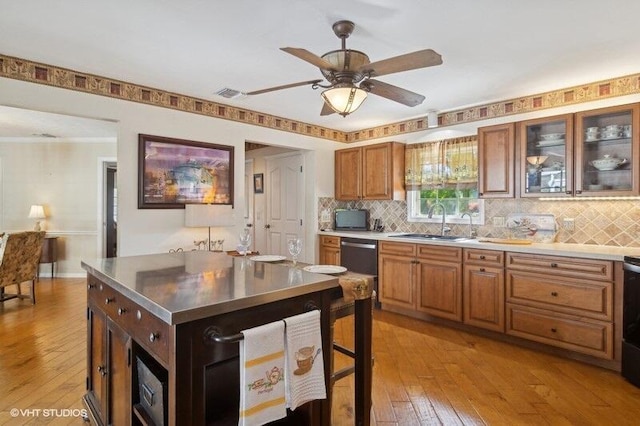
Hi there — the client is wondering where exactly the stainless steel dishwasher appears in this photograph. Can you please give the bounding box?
[340,237,380,308]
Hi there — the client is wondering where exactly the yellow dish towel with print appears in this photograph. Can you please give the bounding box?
[239,320,286,425]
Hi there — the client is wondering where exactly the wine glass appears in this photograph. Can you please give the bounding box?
[238,228,252,257]
[287,238,303,266]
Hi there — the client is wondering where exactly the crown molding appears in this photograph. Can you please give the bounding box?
[2,53,640,143]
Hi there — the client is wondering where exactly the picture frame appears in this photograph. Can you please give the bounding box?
[138,134,234,209]
[253,173,264,194]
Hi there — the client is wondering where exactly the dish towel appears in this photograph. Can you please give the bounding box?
[239,320,287,426]
[284,310,327,410]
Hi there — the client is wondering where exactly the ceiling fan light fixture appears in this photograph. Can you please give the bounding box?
[321,85,367,117]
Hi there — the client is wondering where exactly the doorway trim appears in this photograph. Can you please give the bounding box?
[97,157,117,257]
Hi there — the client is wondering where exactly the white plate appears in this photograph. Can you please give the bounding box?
[249,255,286,262]
[303,265,347,275]
[536,139,565,147]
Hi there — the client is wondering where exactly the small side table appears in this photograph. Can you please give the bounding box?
[38,236,58,279]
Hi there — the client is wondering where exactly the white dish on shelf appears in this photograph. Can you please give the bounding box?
[249,255,286,262]
[537,139,565,146]
[303,265,347,275]
[539,133,565,141]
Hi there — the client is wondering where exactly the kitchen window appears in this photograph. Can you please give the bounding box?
[405,136,484,225]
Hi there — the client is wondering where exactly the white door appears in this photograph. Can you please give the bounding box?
[265,153,304,259]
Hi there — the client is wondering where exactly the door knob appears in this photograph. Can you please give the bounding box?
[246,223,253,228]
[265,224,271,229]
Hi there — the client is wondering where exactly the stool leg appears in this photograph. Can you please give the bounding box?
[354,297,372,426]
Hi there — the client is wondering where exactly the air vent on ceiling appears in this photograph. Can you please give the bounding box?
[214,88,247,99]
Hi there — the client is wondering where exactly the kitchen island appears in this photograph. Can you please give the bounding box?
[81,251,372,426]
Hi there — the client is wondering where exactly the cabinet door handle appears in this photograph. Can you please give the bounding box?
[105,297,114,305]
[479,255,485,260]
[117,307,127,315]
[97,365,107,377]
[149,332,159,343]
[87,283,96,290]
[551,328,557,333]
[550,263,558,268]
[551,291,558,297]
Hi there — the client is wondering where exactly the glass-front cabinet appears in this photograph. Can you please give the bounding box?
[519,104,639,197]
[518,114,573,198]
[575,104,639,196]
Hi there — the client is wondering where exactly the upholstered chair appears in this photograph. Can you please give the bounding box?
[0,231,46,304]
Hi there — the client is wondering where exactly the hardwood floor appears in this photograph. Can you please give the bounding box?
[1,278,640,425]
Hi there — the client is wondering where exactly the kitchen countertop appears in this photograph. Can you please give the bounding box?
[319,230,640,261]
[81,250,339,325]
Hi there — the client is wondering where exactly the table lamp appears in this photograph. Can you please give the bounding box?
[28,205,46,231]
[185,204,235,251]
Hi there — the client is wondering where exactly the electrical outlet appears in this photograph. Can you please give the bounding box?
[320,209,331,222]
[563,218,575,232]
[492,216,505,227]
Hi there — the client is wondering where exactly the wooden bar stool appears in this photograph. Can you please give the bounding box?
[330,275,375,426]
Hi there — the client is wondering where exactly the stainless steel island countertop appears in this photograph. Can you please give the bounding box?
[81,250,339,325]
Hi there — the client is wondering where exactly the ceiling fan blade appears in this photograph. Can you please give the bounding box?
[246,79,322,96]
[363,79,425,107]
[359,49,442,77]
[320,101,335,116]
[280,47,337,71]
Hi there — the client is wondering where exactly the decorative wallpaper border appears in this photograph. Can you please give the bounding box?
[2,53,640,143]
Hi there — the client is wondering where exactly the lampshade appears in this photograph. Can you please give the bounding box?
[526,156,548,166]
[28,205,45,219]
[321,85,367,117]
[185,204,235,228]
[28,205,46,231]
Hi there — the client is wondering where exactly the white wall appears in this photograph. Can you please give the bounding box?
[0,77,341,264]
[0,139,116,276]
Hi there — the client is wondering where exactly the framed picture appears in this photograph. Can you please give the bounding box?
[138,134,234,209]
[253,173,264,194]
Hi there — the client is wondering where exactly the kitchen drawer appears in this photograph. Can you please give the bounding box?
[506,252,613,281]
[464,248,504,267]
[320,235,340,248]
[506,271,613,321]
[506,304,613,359]
[87,276,170,365]
[126,301,171,367]
[379,241,416,256]
[417,244,462,262]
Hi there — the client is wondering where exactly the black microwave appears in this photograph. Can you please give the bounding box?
[334,209,369,231]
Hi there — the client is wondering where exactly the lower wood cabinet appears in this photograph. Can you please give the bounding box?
[463,249,505,332]
[505,252,614,359]
[379,241,462,321]
[319,235,340,265]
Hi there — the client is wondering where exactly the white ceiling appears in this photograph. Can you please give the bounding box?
[1,0,640,136]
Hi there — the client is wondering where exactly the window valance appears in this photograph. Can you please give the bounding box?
[405,136,478,190]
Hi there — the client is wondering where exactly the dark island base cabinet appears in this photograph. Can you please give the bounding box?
[84,274,334,426]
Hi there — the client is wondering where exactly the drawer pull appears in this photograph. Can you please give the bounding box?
[551,328,557,333]
[117,307,127,316]
[550,263,558,268]
[551,291,558,297]
[97,365,107,377]
[480,268,486,272]
[105,297,114,305]
[87,283,96,289]
[479,255,486,260]
[149,332,159,343]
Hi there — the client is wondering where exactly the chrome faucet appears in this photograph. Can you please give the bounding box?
[427,201,448,236]
[461,212,474,238]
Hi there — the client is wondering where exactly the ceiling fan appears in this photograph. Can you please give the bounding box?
[246,20,442,117]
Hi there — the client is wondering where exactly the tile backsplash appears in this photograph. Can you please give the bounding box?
[318,197,640,247]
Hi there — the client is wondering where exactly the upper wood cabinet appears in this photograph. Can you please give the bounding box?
[518,104,639,197]
[335,142,405,201]
[478,123,516,198]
